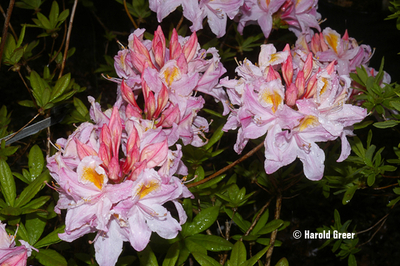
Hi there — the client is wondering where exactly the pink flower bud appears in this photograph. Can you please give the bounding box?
[182,31,198,62]
[152,26,166,68]
[169,29,182,60]
[285,83,298,107]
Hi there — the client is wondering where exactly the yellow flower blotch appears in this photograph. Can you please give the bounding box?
[299,115,319,131]
[81,166,105,190]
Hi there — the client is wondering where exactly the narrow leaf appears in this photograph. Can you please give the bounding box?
[28,144,44,181]
[0,159,16,206]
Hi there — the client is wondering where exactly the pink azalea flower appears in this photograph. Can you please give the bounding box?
[0,221,36,266]
[296,27,374,75]
[149,0,243,37]
[47,96,193,266]
[221,42,367,180]
[112,26,227,147]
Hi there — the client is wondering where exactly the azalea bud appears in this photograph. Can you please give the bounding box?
[285,83,299,107]
[169,29,182,60]
[182,31,198,62]
[152,26,166,68]
[282,44,293,86]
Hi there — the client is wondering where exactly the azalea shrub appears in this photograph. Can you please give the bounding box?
[1,0,400,265]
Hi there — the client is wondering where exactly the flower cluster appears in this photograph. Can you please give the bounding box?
[47,26,229,266]
[47,100,193,265]
[113,26,228,146]
[149,0,321,38]
[221,43,367,180]
[0,221,36,266]
[296,27,374,76]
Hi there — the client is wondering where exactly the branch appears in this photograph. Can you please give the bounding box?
[265,193,282,266]
[59,0,78,78]
[123,0,138,29]
[186,142,264,188]
[0,0,15,70]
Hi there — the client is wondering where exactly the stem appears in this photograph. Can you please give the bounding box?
[49,22,67,65]
[123,0,138,29]
[0,4,17,40]
[186,142,264,188]
[243,198,272,237]
[265,193,282,266]
[59,0,78,78]
[0,0,15,70]
[4,113,40,143]
[176,15,184,31]
[17,69,39,109]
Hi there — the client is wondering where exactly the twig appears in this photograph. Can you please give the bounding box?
[17,69,38,110]
[0,0,16,70]
[265,193,282,266]
[373,183,398,190]
[357,214,389,248]
[186,142,264,188]
[4,113,40,143]
[59,0,78,78]
[243,198,272,237]
[123,0,138,29]
[356,212,390,235]
[0,4,17,40]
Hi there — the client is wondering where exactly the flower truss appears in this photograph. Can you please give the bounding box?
[113,26,228,146]
[0,221,36,266]
[149,0,244,37]
[47,101,193,265]
[295,27,374,76]
[149,0,321,38]
[221,43,368,180]
[47,26,231,266]
[237,0,321,38]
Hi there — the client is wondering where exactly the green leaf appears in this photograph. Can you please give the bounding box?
[275,257,289,266]
[367,173,376,187]
[18,100,36,108]
[182,205,220,237]
[15,170,51,208]
[229,241,247,266]
[36,12,51,30]
[202,124,224,151]
[251,209,269,235]
[257,219,284,235]
[30,70,48,97]
[240,244,270,266]
[58,10,70,22]
[196,174,226,190]
[348,254,357,266]
[185,237,207,254]
[373,120,399,129]
[342,186,357,205]
[26,212,47,244]
[0,159,16,206]
[187,234,233,251]
[191,252,221,266]
[28,144,44,181]
[41,87,51,107]
[21,195,50,212]
[162,241,180,266]
[50,73,71,102]
[49,1,59,28]
[34,249,68,266]
[34,225,64,248]
[138,246,158,266]
[225,208,251,233]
